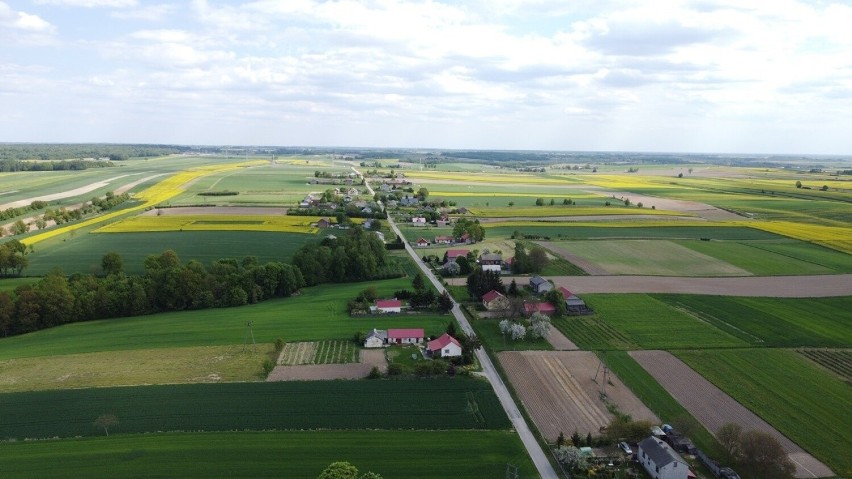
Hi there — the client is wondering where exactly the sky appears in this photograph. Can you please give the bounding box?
[1,0,851,154]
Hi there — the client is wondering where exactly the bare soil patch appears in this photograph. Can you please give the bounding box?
[114,173,168,194]
[499,351,658,442]
[545,328,579,350]
[629,350,833,478]
[446,274,852,297]
[266,349,387,381]
[588,189,745,221]
[142,206,289,216]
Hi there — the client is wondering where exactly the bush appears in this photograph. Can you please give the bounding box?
[367,366,382,379]
[261,358,275,376]
[387,363,403,376]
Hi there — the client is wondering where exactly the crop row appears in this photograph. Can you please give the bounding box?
[552,316,636,351]
[0,378,511,440]
[94,214,321,234]
[798,349,852,383]
[313,340,359,364]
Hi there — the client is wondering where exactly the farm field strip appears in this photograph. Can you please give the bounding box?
[0,378,512,440]
[278,341,359,365]
[405,170,581,185]
[798,349,852,383]
[468,206,692,218]
[94,214,321,234]
[0,430,536,479]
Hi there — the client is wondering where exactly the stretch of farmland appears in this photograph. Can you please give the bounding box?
[0,150,850,478]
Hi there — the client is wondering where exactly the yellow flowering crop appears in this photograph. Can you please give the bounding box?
[94,215,321,234]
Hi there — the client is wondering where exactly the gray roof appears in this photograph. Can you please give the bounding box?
[639,437,685,469]
[529,275,548,286]
[365,329,387,340]
[566,295,586,306]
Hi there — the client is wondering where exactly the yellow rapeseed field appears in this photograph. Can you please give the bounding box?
[95,215,321,234]
[741,221,852,254]
[468,206,691,218]
[21,160,266,246]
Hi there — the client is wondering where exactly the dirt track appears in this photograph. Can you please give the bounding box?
[630,350,833,478]
[447,275,852,297]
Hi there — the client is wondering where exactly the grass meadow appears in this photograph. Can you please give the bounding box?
[676,349,852,476]
[0,430,535,479]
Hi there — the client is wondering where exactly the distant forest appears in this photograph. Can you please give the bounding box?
[0,144,190,162]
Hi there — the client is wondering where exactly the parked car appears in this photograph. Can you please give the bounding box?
[618,442,632,455]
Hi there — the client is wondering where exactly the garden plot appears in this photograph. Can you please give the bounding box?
[277,341,358,365]
[498,351,657,442]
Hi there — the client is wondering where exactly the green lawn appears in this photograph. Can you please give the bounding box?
[0,278,451,360]
[676,349,852,476]
[26,230,319,275]
[0,277,40,291]
[656,295,852,348]
[471,318,553,352]
[0,378,510,439]
[0,430,535,479]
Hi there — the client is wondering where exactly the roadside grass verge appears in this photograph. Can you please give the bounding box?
[0,430,535,479]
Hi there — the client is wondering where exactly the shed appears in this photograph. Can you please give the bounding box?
[375,299,402,313]
[529,275,553,294]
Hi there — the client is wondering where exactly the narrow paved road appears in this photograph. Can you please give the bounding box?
[357,167,558,479]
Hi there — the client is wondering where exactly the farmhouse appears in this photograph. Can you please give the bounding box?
[387,328,425,345]
[480,253,503,272]
[411,216,427,226]
[415,237,430,247]
[637,437,694,479]
[482,289,510,311]
[434,235,454,244]
[364,329,387,348]
[445,249,469,263]
[436,215,452,227]
[427,333,462,358]
[317,217,332,229]
[529,275,553,294]
[523,301,556,316]
[374,299,402,313]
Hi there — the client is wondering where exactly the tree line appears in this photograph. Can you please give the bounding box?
[0,144,188,163]
[0,159,116,172]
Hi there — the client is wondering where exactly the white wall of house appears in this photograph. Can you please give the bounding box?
[481,264,502,272]
[438,343,462,357]
[364,336,385,348]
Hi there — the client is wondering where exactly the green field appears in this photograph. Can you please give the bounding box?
[798,349,852,384]
[675,239,852,275]
[656,295,852,348]
[484,225,784,241]
[553,315,637,350]
[472,318,554,352]
[676,349,852,476]
[0,378,510,439]
[0,430,535,479]
[26,230,319,275]
[0,278,450,360]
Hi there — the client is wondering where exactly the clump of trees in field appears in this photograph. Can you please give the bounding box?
[0,239,29,276]
[717,423,795,479]
[293,227,389,285]
[511,243,549,274]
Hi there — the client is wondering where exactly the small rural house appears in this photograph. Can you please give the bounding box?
[364,329,387,348]
[434,235,454,244]
[436,215,452,227]
[316,218,332,229]
[427,333,462,358]
[374,299,402,313]
[637,437,694,479]
[482,290,510,311]
[445,249,469,264]
[459,232,472,244]
[523,301,556,316]
[480,253,503,272]
[529,275,553,294]
[411,216,427,226]
[415,238,430,247]
[387,328,425,345]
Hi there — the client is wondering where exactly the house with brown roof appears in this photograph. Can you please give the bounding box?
[523,301,556,316]
[482,290,510,311]
[415,237,430,247]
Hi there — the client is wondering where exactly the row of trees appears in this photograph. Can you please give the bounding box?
[0,144,187,163]
[0,240,29,276]
[0,159,116,172]
[0,250,305,338]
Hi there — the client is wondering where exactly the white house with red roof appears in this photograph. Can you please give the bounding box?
[482,289,510,311]
[445,249,469,264]
[387,328,425,345]
[374,299,402,313]
[427,333,462,358]
[524,301,556,316]
[434,235,454,244]
[411,216,427,226]
[414,237,430,247]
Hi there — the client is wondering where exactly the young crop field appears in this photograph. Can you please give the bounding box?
[0,278,449,360]
[655,295,852,348]
[0,345,271,393]
[675,349,852,476]
[675,239,852,275]
[25,230,317,275]
[467,205,690,218]
[546,239,751,276]
[405,170,582,185]
[552,315,637,351]
[93,214,322,233]
[0,378,511,439]
[483,224,783,241]
[798,349,852,384]
[581,294,747,350]
[0,430,535,479]
[278,341,359,365]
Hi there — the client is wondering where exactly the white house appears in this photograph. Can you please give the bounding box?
[427,333,462,358]
[479,253,503,272]
[637,437,693,479]
[411,216,427,226]
[364,329,387,348]
[374,299,402,313]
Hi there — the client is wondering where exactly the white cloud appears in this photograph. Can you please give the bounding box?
[0,1,54,32]
[33,0,137,8]
[111,4,176,21]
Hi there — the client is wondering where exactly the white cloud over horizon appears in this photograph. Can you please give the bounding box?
[1,0,850,154]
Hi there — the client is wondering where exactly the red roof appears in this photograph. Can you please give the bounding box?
[434,235,453,242]
[557,287,572,297]
[482,289,505,303]
[446,249,469,258]
[415,237,429,244]
[524,302,556,315]
[427,333,461,351]
[376,299,402,309]
[388,328,425,339]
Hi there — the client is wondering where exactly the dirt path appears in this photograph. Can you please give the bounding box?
[629,350,833,478]
[545,328,579,350]
[540,241,610,275]
[114,173,167,195]
[265,349,386,381]
[0,174,136,210]
[447,275,852,297]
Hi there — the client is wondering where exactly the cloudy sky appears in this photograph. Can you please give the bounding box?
[1,0,851,154]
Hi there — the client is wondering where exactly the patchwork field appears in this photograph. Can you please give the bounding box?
[498,351,658,442]
[94,213,321,233]
[0,430,536,479]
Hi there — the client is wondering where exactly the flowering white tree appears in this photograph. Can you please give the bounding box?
[510,323,527,340]
[554,446,588,470]
[528,312,551,339]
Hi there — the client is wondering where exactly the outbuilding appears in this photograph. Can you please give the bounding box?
[529,275,553,294]
[363,329,387,348]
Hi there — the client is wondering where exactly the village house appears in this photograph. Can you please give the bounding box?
[426,333,462,358]
[434,235,454,244]
[459,232,472,244]
[637,437,694,479]
[363,329,387,348]
[373,299,402,314]
[436,215,452,227]
[316,218,332,229]
[479,253,503,272]
[445,249,469,264]
[400,196,420,207]
[411,216,427,226]
[482,290,510,311]
[415,237,430,247]
[529,275,553,294]
[523,301,556,316]
[387,328,425,345]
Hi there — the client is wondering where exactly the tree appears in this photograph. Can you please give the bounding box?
[438,291,454,312]
[528,245,549,273]
[738,430,795,479]
[535,197,544,206]
[101,251,123,276]
[557,431,565,447]
[508,201,514,207]
[549,198,555,205]
[512,242,530,274]
[94,413,119,436]
[507,279,519,296]
[544,289,566,317]
[466,268,504,300]
[821,185,828,191]
[12,220,28,235]
[528,312,551,338]
[417,187,429,201]
[606,416,654,443]
[554,446,588,470]
[412,273,425,291]
[570,430,581,447]
[796,180,802,188]
[717,422,743,463]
